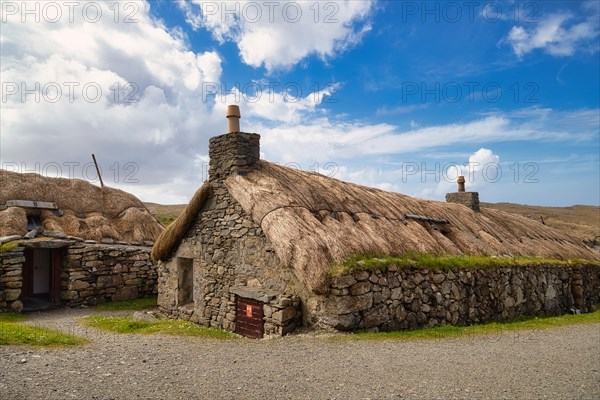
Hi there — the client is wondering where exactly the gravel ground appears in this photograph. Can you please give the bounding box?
[1,308,599,400]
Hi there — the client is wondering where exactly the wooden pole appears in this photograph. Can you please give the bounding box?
[92,154,105,188]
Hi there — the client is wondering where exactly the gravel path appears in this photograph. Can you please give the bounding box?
[1,308,599,400]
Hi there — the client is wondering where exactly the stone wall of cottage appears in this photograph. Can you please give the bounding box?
[308,264,600,331]
[0,241,157,311]
[157,182,304,335]
[0,245,25,311]
[63,242,157,306]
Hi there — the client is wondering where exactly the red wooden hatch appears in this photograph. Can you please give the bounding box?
[235,297,264,339]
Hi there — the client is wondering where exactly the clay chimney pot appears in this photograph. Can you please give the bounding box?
[226,105,241,133]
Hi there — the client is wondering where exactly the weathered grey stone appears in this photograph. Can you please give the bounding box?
[70,280,90,291]
[0,235,22,244]
[323,313,359,331]
[414,273,425,285]
[326,293,373,315]
[331,275,356,289]
[390,287,402,300]
[4,289,20,301]
[272,307,296,324]
[394,304,408,321]
[354,270,370,281]
[97,275,123,288]
[24,229,38,239]
[361,304,389,328]
[546,283,557,300]
[349,281,371,296]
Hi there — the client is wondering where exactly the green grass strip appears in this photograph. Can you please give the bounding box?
[92,296,157,311]
[331,252,600,276]
[334,307,600,342]
[0,313,87,347]
[81,315,236,339]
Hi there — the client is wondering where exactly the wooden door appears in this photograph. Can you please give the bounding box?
[20,248,62,303]
[235,297,264,339]
[50,249,62,304]
[22,248,34,297]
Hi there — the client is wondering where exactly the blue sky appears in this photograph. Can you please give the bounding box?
[1,0,599,205]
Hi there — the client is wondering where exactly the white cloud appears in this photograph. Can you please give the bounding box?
[0,0,347,202]
[0,0,224,199]
[251,107,597,166]
[178,0,374,71]
[504,7,599,58]
[431,148,500,197]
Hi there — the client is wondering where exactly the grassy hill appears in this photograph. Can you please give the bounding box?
[145,201,600,246]
[480,203,599,245]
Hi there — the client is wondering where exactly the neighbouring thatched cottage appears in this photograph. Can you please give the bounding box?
[152,107,600,338]
[0,170,163,312]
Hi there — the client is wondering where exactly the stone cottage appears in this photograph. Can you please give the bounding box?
[152,106,600,338]
[0,170,163,312]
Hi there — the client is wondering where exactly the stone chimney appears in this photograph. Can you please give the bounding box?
[209,105,260,181]
[445,176,480,212]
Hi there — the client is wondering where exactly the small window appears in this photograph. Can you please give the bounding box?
[27,215,42,230]
[177,258,194,305]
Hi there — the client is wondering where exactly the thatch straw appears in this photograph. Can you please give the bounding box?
[151,182,211,261]
[0,170,163,243]
[224,161,598,293]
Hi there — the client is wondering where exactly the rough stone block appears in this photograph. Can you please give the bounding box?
[331,275,356,289]
[349,281,371,296]
[326,293,373,315]
[361,304,389,328]
[4,289,21,301]
[70,280,90,291]
[272,307,296,324]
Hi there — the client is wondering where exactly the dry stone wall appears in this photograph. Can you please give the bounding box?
[308,264,600,331]
[63,243,156,306]
[0,246,25,311]
[0,241,157,311]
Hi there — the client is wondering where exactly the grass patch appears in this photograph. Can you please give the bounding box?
[335,307,600,342]
[331,252,600,277]
[0,241,19,253]
[0,312,28,323]
[92,296,157,311]
[155,213,179,227]
[0,313,87,347]
[81,316,236,339]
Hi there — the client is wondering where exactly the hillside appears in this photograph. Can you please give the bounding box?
[480,203,599,245]
[145,201,599,246]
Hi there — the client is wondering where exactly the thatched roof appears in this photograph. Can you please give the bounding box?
[0,170,163,243]
[154,161,598,294]
[151,182,210,261]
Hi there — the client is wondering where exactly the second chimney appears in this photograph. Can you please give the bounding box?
[446,176,480,212]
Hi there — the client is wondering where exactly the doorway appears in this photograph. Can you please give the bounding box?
[22,248,62,310]
[235,297,265,339]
